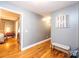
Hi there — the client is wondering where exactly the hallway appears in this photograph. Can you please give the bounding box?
[0,1,79,58]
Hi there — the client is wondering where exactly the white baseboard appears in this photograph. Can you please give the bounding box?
[21,38,51,51]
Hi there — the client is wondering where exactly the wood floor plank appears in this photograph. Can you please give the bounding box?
[0,38,69,58]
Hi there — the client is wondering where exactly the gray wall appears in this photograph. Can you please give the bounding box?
[78,4,79,57]
[78,4,79,49]
[22,12,50,48]
[51,3,79,50]
[0,2,50,49]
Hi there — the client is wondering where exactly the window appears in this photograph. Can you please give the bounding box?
[56,15,68,28]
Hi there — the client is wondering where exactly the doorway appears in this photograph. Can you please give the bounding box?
[0,8,20,57]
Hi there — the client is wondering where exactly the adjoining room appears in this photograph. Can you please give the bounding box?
[0,8,20,57]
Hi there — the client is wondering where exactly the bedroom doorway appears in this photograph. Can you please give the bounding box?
[0,8,21,57]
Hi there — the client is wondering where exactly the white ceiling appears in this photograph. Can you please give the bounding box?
[9,1,78,16]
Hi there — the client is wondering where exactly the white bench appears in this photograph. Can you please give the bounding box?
[51,42,70,56]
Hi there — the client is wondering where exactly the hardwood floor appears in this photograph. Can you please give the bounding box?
[0,38,19,58]
[0,38,69,58]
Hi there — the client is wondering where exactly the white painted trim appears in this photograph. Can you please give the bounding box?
[20,15,24,50]
[0,7,24,51]
[21,38,51,51]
